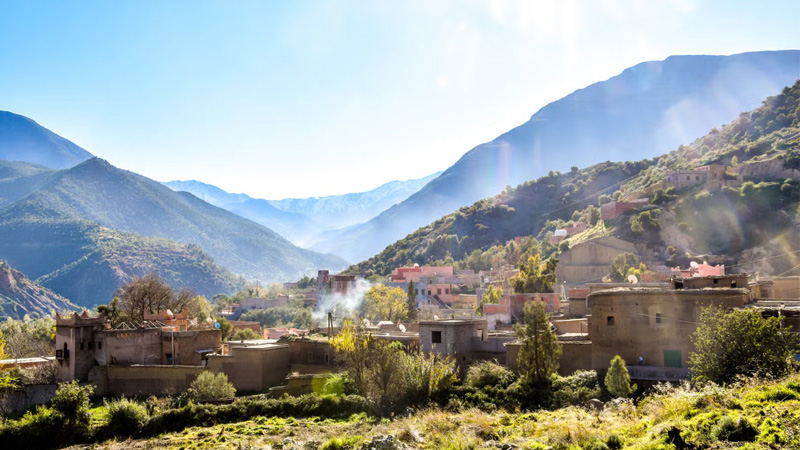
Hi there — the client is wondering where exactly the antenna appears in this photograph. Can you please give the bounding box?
[690,261,699,269]
[627,274,639,284]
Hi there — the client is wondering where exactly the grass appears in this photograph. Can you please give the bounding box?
[51,373,800,449]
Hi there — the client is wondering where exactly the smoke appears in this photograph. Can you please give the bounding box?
[313,278,374,326]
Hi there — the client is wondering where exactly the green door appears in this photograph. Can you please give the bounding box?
[664,350,682,368]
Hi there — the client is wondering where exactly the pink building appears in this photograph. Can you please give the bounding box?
[600,199,649,220]
[391,265,454,283]
[672,263,725,278]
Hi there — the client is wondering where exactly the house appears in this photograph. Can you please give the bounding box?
[549,222,590,244]
[555,236,644,285]
[671,263,725,278]
[600,199,649,220]
[419,318,489,369]
[483,293,560,329]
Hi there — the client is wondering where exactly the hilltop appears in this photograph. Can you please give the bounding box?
[350,79,800,278]
[0,261,77,319]
[314,50,800,263]
[0,111,93,169]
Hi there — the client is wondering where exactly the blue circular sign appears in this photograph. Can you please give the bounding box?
[214,322,221,329]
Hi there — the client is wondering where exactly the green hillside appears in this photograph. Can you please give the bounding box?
[0,260,78,319]
[0,157,347,283]
[350,80,800,277]
[0,219,244,309]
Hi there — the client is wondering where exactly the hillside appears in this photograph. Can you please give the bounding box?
[0,111,93,169]
[0,260,77,319]
[0,219,244,309]
[163,180,320,246]
[351,80,800,278]
[0,157,347,284]
[316,50,800,263]
[0,160,55,208]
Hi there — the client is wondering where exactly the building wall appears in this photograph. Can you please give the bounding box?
[556,236,639,285]
[587,288,750,371]
[772,277,800,299]
[92,365,206,397]
[207,344,289,392]
[286,339,336,366]
[505,341,593,376]
[419,319,488,369]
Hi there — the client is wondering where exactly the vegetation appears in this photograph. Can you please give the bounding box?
[514,301,561,386]
[240,305,315,329]
[605,355,636,398]
[510,254,558,293]
[363,284,409,323]
[187,372,236,401]
[231,328,260,341]
[689,307,800,384]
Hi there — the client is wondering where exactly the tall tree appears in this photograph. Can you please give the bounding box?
[477,284,503,315]
[511,254,558,293]
[406,280,418,321]
[107,273,195,325]
[605,355,636,397]
[514,300,561,386]
[608,252,639,282]
[689,307,800,384]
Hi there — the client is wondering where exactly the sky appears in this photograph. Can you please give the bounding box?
[1,1,799,199]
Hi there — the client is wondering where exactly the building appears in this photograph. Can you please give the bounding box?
[664,165,742,191]
[391,265,454,283]
[483,293,560,329]
[555,236,644,285]
[550,222,590,244]
[419,318,488,368]
[600,199,649,220]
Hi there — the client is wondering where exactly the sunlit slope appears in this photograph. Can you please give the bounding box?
[350,79,800,277]
[0,260,78,319]
[315,50,800,263]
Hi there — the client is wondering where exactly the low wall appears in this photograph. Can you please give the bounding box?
[91,365,207,396]
[0,384,57,414]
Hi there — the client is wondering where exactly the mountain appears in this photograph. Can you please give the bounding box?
[0,111,94,169]
[0,160,56,208]
[163,180,320,246]
[0,260,78,319]
[0,219,245,309]
[163,172,441,247]
[267,172,441,230]
[314,50,800,263]
[349,80,800,278]
[0,157,347,284]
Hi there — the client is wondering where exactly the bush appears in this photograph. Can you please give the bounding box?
[711,415,757,442]
[605,434,623,450]
[232,328,260,341]
[552,370,602,407]
[187,371,236,401]
[102,397,148,437]
[465,361,516,389]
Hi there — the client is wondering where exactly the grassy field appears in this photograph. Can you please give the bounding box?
[66,373,800,450]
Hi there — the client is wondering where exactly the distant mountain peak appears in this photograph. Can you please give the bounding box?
[0,111,94,169]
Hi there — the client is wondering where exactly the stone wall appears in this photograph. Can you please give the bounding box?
[91,365,207,397]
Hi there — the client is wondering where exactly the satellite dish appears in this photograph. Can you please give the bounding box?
[214,322,221,329]
[690,261,699,269]
[399,324,406,332]
[627,274,639,284]
[206,317,213,323]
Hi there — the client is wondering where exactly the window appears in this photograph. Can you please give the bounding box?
[166,353,174,365]
[324,354,329,363]
[80,342,84,350]
[431,330,442,344]
[607,316,615,326]
[88,342,93,350]
[655,313,663,324]
[437,288,442,295]
[731,281,737,288]
[307,351,314,363]
[98,342,102,350]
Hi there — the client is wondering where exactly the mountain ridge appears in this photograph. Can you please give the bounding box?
[0,111,94,169]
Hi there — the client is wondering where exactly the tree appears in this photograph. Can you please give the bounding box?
[232,328,260,341]
[514,301,561,386]
[605,355,636,397]
[609,252,639,283]
[108,273,195,325]
[187,371,236,401]
[477,285,503,315]
[689,307,800,384]
[511,254,558,294]
[215,316,233,341]
[186,295,212,322]
[406,281,418,321]
[364,284,409,323]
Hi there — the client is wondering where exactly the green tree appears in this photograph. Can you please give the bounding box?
[364,284,409,323]
[188,371,236,401]
[514,301,561,386]
[609,252,639,282]
[510,254,558,293]
[604,355,636,397]
[215,316,233,341]
[406,281,418,321]
[51,381,94,439]
[689,307,800,384]
[477,284,503,315]
[232,328,260,341]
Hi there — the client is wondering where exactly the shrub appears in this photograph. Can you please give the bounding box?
[605,434,623,450]
[102,397,148,437]
[552,370,602,407]
[187,371,236,401]
[711,415,757,442]
[605,355,636,398]
[466,360,516,389]
[232,328,260,341]
[582,438,609,450]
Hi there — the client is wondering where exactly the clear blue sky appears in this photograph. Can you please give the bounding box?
[1,1,798,199]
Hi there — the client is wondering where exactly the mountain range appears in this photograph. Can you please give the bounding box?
[164,171,439,247]
[0,111,94,169]
[311,50,800,263]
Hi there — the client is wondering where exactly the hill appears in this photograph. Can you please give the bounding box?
[163,180,320,246]
[0,260,78,319]
[0,219,245,309]
[0,157,347,285]
[316,50,800,263]
[350,79,800,278]
[0,111,93,169]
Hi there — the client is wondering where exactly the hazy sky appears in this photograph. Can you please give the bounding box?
[1,1,798,199]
